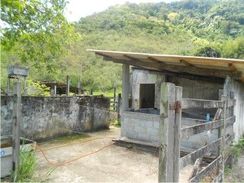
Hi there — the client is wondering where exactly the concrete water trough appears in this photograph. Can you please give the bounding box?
[0,136,36,178]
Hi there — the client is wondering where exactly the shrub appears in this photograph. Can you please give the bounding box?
[12,146,37,182]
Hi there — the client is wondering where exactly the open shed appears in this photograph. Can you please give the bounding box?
[88,49,244,144]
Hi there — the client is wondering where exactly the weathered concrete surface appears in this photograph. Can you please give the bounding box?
[34,127,158,183]
[131,68,165,110]
[121,111,221,151]
[121,111,160,144]
[1,96,110,140]
[168,75,223,100]
[33,127,202,183]
[224,77,244,142]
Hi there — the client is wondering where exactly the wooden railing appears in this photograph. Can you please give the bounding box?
[158,82,235,183]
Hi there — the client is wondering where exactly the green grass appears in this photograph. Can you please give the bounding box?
[111,119,121,127]
[231,138,244,157]
[11,147,37,182]
[93,89,122,98]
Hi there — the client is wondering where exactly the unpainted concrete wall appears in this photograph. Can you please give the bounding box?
[122,112,221,151]
[121,111,160,144]
[224,78,244,142]
[168,76,223,100]
[1,96,110,140]
[131,69,165,110]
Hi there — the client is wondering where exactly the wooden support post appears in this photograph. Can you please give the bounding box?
[12,79,21,180]
[66,75,70,96]
[24,77,27,96]
[77,79,81,95]
[113,87,116,111]
[219,95,227,182]
[173,86,182,182]
[117,93,121,121]
[54,84,57,96]
[122,64,129,111]
[158,82,176,182]
[7,77,10,95]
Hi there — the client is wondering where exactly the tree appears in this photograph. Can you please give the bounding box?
[1,0,77,71]
[222,37,244,59]
[195,47,221,58]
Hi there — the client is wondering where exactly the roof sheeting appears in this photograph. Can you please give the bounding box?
[88,49,244,82]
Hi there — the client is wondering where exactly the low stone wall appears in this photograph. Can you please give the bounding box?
[1,95,110,140]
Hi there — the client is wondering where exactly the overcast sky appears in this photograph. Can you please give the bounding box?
[64,0,180,22]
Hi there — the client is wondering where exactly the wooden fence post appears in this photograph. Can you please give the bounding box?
[12,79,21,180]
[113,87,116,111]
[66,75,70,96]
[77,80,81,95]
[219,95,227,182]
[117,93,121,122]
[158,82,176,182]
[7,77,10,95]
[173,86,182,182]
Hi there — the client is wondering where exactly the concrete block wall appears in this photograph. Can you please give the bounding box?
[1,95,110,140]
[121,111,160,144]
[131,68,165,110]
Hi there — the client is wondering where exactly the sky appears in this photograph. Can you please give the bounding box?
[64,0,179,22]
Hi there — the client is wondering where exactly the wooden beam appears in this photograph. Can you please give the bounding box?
[180,116,235,139]
[180,59,195,67]
[147,56,166,65]
[182,98,224,109]
[103,55,242,80]
[190,156,221,182]
[12,79,21,179]
[173,86,182,182]
[180,138,221,170]
[228,63,237,72]
[158,83,176,182]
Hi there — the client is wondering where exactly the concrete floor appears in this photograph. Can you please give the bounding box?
[34,127,159,182]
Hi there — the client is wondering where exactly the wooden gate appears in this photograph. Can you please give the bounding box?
[158,82,235,182]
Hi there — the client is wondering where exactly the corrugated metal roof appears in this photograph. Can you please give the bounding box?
[88,49,244,82]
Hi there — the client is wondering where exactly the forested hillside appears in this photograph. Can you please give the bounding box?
[1,0,244,93]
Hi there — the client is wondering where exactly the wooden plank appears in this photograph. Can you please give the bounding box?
[227,99,235,108]
[66,75,70,96]
[158,82,175,182]
[180,138,222,170]
[190,156,222,183]
[101,54,242,80]
[173,86,182,182]
[219,96,227,182]
[182,98,223,109]
[181,116,235,139]
[12,79,21,178]
[181,120,221,139]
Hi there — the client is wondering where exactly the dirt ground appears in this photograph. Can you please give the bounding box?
[33,127,159,182]
[225,154,244,182]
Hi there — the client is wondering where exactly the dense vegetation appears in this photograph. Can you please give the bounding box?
[1,0,244,93]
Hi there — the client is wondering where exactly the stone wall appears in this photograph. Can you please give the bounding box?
[1,96,110,140]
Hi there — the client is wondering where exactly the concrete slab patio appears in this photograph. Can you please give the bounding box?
[34,127,159,183]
